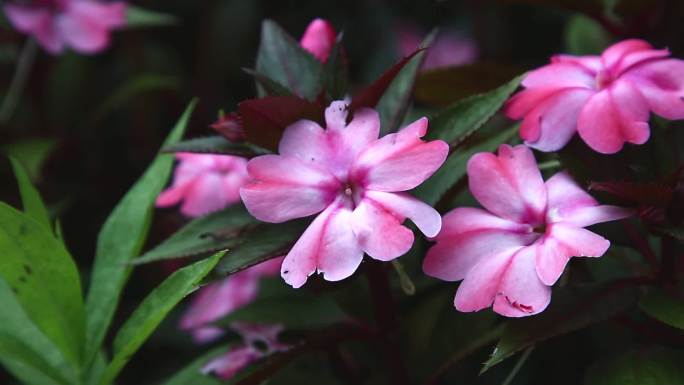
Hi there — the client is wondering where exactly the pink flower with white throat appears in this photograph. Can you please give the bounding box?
[156,153,249,217]
[505,39,684,154]
[3,0,127,55]
[240,101,448,288]
[299,18,336,63]
[423,145,631,317]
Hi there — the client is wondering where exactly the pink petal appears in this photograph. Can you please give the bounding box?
[577,79,650,154]
[467,144,547,224]
[519,88,593,152]
[68,1,126,29]
[56,13,110,54]
[324,100,348,131]
[492,246,552,317]
[504,87,564,119]
[280,201,363,288]
[4,4,63,54]
[179,273,259,343]
[545,172,632,227]
[625,59,684,120]
[454,247,521,312]
[240,155,338,223]
[351,198,414,261]
[423,208,536,282]
[352,118,449,192]
[364,190,442,237]
[246,256,284,277]
[221,172,248,206]
[522,63,595,89]
[156,183,190,208]
[601,39,653,72]
[551,54,602,73]
[202,345,259,380]
[180,173,227,217]
[535,223,610,285]
[299,18,336,63]
[278,119,330,166]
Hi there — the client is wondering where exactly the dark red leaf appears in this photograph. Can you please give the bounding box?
[239,96,324,151]
[589,181,673,207]
[348,48,424,114]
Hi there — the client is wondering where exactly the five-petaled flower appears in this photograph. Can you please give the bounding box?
[157,153,249,217]
[241,100,448,288]
[299,18,336,63]
[505,39,684,154]
[423,145,631,317]
[3,0,127,54]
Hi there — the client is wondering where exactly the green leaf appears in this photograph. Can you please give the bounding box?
[161,347,228,385]
[425,74,523,143]
[243,68,293,97]
[565,14,611,55]
[0,203,84,368]
[84,100,196,366]
[0,278,76,385]
[124,5,177,28]
[162,136,271,158]
[481,282,638,373]
[585,347,684,385]
[323,34,349,100]
[414,125,518,206]
[255,20,324,101]
[98,252,223,385]
[2,138,55,181]
[215,221,306,276]
[639,287,684,330]
[214,295,350,329]
[9,156,51,230]
[414,63,523,107]
[135,205,257,264]
[376,30,436,134]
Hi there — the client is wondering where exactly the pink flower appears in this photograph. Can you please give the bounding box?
[179,258,282,343]
[202,323,288,380]
[299,18,336,63]
[423,145,631,317]
[505,39,684,154]
[157,153,249,217]
[3,0,127,55]
[398,26,478,70]
[240,101,448,288]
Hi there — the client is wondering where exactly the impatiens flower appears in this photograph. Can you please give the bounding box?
[398,26,478,70]
[241,101,448,288]
[179,258,282,343]
[299,18,336,63]
[3,0,127,55]
[423,145,631,317]
[505,39,684,154]
[157,153,249,217]
[202,323,288,380]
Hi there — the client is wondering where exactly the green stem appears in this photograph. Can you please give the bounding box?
[391,259,416,295]
[0,39,38,124]
[501,346,534,385]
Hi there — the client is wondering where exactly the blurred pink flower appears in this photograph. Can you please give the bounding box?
[241,100,448,288]
[505,39,684,154]
[423,145,631,317]
[202,323,288,380]
[3,0,126,54]
[156,153,249,218]
[180,258,283,343]
[299,18,336,63]
[398,26,478,70]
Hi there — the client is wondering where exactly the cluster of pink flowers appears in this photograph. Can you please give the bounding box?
[3,0,127,54]
[506,39,684,154]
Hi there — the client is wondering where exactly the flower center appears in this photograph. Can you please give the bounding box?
[532,224,547,234]
[340,182,363,208]
[595,69,613,90]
